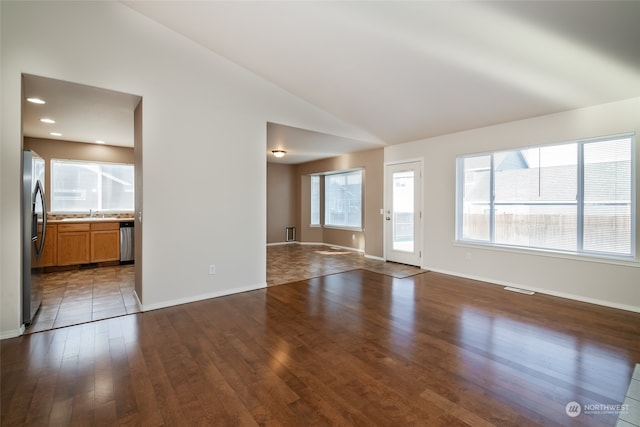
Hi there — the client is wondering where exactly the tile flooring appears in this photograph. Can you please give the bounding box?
[617,364,640,426]
[267,243,425,286]
[26,264,138,334]
[26,244,424,334]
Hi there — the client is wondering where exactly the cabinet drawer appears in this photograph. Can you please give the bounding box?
[90,222,120,231]
[58,223,90,232]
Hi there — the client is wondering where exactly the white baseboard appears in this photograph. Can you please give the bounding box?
[272,240,384,260]
[266,241,297,247]
[133,289,143,312]
[1,324,25,340]
[140,282,267,312]
[426,266,640,314]
[291,241,365,253]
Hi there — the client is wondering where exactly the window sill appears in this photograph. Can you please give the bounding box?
[453,240,639,268]
[324,225,363,232]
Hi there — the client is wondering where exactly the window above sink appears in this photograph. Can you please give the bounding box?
[51,159,134,213]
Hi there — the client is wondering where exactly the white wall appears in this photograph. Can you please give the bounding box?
[386,97,640,312]
[0,1,378,337]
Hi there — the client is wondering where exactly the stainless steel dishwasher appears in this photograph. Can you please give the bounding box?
[120,221,134,264]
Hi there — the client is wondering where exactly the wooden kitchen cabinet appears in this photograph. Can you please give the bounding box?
[57,223,91,266]
[90,222,120,262]
[35,223,57,267]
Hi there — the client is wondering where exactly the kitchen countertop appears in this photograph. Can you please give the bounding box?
[48,217,135,224]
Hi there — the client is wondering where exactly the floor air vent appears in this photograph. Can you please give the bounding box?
[504,286,535,295]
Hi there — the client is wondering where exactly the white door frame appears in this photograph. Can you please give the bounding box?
[384,159,423,267]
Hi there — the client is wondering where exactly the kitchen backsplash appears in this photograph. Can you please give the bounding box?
[47,213,134,220]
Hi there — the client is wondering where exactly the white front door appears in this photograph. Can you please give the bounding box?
[385,161,422,266]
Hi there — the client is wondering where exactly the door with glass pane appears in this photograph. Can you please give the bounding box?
[385,162,422,266]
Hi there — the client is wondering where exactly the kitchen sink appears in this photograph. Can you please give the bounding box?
[60,217,131,222]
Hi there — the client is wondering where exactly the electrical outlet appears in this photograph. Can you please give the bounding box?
[208,264,216,275]
[352,234,355,240]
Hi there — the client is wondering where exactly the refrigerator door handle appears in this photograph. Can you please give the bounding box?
[33,179,47,256]
[31,213,38,242]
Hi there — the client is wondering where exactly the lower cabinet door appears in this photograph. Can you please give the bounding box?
[91,230,120,262]
[35,223,57,267]
[57,232,90,265]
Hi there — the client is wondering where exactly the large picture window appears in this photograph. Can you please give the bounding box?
[324,169,363,229]
[456,135,635,258]
[51,159,134,212]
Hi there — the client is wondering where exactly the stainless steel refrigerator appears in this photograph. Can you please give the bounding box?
[22,150,47,326]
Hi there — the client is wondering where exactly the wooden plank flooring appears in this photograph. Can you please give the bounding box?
[26,244,420,335]
[2,269,639,426]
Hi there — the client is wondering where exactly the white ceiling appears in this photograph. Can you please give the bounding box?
[267,122,384,165]
[22,74,141,147]
[24,2,640,164]
[123,0,640,149]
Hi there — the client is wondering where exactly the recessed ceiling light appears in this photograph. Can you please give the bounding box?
[40,118,55,124]
[49,132,62,137]
[95,140,105,144]
[27,97,46,104]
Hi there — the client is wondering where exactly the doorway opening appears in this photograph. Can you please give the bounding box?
[21,74,142,333]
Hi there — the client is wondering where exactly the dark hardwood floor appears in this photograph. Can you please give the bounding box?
[24,244,420,335]
[2,269,639,426]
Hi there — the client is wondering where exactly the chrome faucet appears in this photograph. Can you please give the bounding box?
[89,209,95,218]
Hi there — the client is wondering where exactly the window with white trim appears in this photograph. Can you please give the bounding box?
[456,134,635,258]
[51,159,134,212]
[324,169,363,229]
[310,175,320,226]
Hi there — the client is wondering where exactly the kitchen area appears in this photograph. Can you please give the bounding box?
[22,74,141,333]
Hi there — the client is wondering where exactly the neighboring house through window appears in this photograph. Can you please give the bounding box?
[456,134,635,259]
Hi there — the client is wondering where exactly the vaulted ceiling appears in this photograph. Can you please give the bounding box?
[24,2,640,164]
[124,0,640,150]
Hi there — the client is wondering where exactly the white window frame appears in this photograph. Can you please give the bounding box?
[51,158,135,213]
[455,134,636,261]
[323,168,363,230]
[310,174,321,226]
